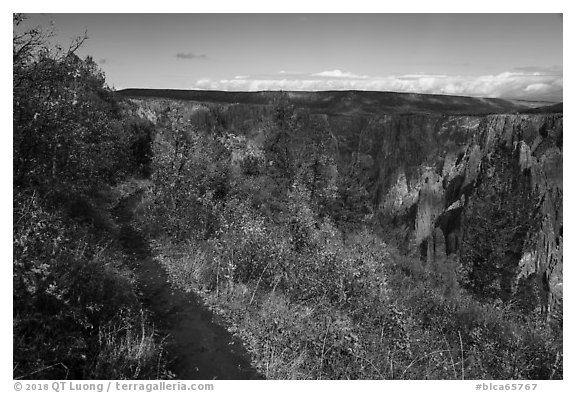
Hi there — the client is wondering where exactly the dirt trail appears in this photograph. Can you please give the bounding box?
[115,192,262,380]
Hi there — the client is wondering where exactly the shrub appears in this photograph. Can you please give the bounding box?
[13,191,166,379]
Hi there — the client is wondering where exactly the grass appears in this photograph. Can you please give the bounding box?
[150,232,562,380]
[92,313,168,379]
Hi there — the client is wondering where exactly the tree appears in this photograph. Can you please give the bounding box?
[459,144,538,301]
[13,15,128,197]
[263,94,298,191]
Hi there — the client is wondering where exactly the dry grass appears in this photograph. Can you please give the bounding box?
[93,314,166,379]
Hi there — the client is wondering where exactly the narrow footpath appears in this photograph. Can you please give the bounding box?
[114,191,262,380]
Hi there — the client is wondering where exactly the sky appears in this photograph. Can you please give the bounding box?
[19,13,563,102]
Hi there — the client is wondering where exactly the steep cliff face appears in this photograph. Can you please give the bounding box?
[367,114,562,318]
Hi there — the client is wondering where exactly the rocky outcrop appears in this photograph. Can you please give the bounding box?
[369,114,562,318]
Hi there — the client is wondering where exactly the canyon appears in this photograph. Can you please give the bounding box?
[119,89,563,324]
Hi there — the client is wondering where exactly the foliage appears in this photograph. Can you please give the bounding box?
[13,15,165,379]
[13,191,166,379]
[145,110,229,241]
[14,15,151,197]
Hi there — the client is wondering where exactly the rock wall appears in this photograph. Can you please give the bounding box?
[367,114,562,318]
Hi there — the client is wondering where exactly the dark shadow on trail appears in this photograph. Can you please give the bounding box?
[114,192,263,380]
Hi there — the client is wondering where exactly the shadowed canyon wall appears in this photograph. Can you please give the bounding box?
[361,114,562,322]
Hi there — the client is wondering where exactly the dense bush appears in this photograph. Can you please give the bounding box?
[13,15,165,379]
[13,192,166,379]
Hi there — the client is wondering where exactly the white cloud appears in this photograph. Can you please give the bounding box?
[312,69,367,78]
[524,83,550,92]
[399,74,449,79]
[191,68,563,101]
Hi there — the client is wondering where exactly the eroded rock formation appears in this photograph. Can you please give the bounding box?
[368,114,562,320]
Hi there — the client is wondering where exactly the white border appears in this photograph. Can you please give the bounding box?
[3,2,572,390]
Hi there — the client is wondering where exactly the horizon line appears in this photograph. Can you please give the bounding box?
[115,87,562,104]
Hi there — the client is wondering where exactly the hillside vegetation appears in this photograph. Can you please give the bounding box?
[13,15,166,379]
[131,96,562,379]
